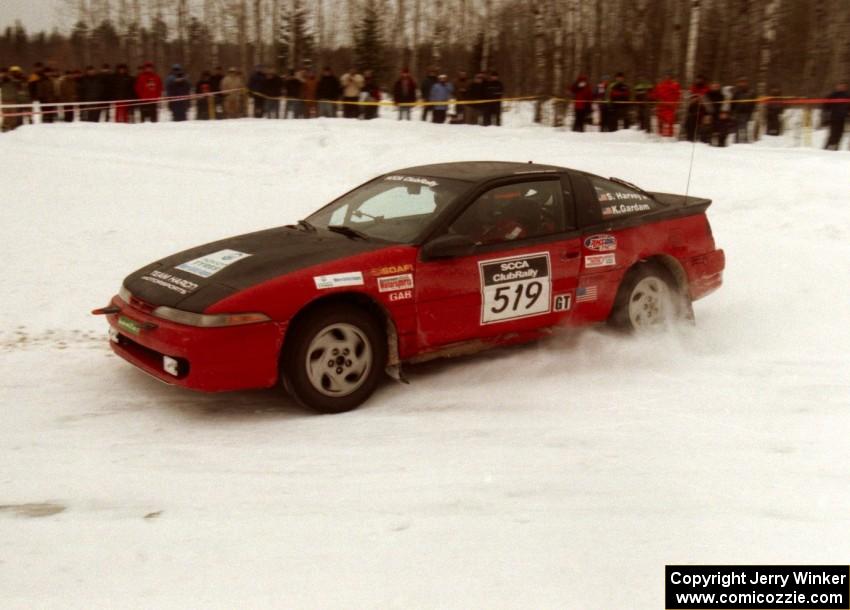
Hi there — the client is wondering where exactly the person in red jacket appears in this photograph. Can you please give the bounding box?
[134,62,163,123]
[689,74,709,97]
[570,75,593,132]
[652,71,681,137]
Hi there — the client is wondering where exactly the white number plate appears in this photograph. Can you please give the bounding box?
[478,252,551,324]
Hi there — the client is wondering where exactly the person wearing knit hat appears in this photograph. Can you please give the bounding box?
[1,66,31,131]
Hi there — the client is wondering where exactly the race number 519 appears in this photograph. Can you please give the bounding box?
[479,253,552,324]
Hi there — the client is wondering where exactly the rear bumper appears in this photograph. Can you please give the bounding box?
[686,248,725,300]
[105,296,285,392]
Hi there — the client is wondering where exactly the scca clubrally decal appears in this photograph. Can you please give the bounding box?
[478,252,551,324]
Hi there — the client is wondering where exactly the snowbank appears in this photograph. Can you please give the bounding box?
[1,119,848,609]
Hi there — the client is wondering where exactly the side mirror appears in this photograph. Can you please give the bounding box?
[421,234,476,260]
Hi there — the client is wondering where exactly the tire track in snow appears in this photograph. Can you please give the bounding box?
[0,327,107,351]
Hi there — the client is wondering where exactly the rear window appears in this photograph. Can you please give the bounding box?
[588,176,659,218]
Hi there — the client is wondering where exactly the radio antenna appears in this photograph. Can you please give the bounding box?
[684,102,700,204]
[684,137,697,204]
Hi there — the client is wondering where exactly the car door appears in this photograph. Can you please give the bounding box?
[415,175,582,349]
[569,171,660,323]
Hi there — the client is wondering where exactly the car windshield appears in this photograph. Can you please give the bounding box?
[306,174,469,243]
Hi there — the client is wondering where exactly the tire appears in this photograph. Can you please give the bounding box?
[282,304,386,413]
[608,263,691,332]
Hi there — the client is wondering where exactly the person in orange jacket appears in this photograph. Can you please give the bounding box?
[652,71,681,137]
[134,61,163,123]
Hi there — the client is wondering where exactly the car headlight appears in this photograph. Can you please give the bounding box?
[118,284,133,304]
[152,306,271,327]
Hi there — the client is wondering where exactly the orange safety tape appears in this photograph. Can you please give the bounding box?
[0,89,240,114]
[549,95,849,105]
[246,89,538,107]
[3,89,844,117]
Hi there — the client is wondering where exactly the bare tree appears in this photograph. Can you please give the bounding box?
[668,0,684,79]
[431,0,446,67]
[840,0,850,89]
[252,0,262,66]
[391,0,406,67]
[411,0,421,74]
[315,0,325,56]
[753,0,781,137]
[270,0,280,65]
[684,0,701,84]
[552,8,564,94]
[235,0,248,73]
[13,0,848,98]
[480,0,494,71]
[552,7,566,125]
[592,0,602,77]
[176,0,188,64]
[532,0,546,122]
[203,0,221,68]
[630,0,649,77]
[756,0,780,96]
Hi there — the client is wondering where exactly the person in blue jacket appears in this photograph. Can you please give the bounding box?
[428,74,453,124]
[166,66,192,121]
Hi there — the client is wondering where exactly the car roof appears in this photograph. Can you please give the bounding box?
[390,161,568,182]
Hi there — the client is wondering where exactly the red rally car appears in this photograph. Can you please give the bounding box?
[94,161,725,413]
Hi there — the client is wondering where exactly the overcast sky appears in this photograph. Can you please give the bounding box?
[1,0,67,33]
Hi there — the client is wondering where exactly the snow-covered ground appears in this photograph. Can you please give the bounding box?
[1,118,848,609]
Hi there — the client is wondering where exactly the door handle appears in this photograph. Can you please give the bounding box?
[560,250,580,260]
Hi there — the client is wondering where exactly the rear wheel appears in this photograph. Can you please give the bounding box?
[609,263,690,331]
[282,305,386,413]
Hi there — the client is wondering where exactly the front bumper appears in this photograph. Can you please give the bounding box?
[105,296,285,392]
[686,248,725,300]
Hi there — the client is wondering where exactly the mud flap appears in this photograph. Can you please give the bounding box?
[384,317,409,384]
[385,363,409,384]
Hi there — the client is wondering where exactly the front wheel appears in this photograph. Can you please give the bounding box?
[609,263,691,331]
[282,305,387,413]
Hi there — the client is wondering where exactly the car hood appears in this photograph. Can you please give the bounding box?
[123,226,386,312]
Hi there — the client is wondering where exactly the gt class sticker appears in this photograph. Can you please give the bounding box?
[553,293,572,312]
[478,252,551,324]
[176,249,251,278]
[313,271,364,289]
[585,253,616,268]
[583,234,617,252]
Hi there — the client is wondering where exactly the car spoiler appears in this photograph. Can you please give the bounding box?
[648,191,712,212]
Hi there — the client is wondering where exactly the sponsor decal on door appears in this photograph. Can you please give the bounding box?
[585,253,616,268]
[313,272,364,289]
[377,273,414,293]
[583,234,617,252]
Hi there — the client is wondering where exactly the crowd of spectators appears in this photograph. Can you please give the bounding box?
[1,60,847,150]
[570,71,849,150]
[0,61,506,129]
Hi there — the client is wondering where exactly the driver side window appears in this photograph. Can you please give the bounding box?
[448,180,564,245]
